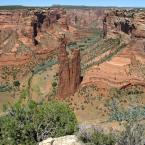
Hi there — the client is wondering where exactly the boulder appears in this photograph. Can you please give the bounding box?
[39,135,85,145]
[39,138,53,145]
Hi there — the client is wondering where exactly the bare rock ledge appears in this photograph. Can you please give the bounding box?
[39,135,85,145]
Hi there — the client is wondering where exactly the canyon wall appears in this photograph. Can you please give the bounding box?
[82,9,145,92]
[0,7,103,85]
[103,9,145,40]
[66,9,104,28]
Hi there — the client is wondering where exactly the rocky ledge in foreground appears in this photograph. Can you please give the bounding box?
[39,135,84,145]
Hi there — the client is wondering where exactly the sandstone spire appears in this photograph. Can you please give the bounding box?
[57,34,81,99]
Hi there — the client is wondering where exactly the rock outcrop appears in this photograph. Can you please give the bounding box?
[103,14,108,38]
[57,34,81,99]
[0,7,103,86]
[67,9,104,28]
[31,16,38,45]
[57,34,70,98]
[30,10,63,45]
[39,135,85,145]
[82,9,145,92]
[0,8,69,68]
[104,9,145,40]
[69,49,81,94]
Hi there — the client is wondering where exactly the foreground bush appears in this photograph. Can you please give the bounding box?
[118,121,145,145]
[80,132,116,145]
[78,125,116,145]
[0,100,77,145]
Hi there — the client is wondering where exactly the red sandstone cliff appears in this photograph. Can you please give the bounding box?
[66,9,104,28]
[57,34,81,98]
[69,49,81,94]
[103,9,145,41]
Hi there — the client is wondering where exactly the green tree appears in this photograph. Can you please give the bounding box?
[0,100,77,145]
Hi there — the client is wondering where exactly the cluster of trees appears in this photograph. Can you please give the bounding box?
[0,100,77,144]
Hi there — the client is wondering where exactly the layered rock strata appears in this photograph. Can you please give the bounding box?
[57,34,81,98]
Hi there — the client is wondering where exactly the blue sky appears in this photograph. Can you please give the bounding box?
[0,0,145,7]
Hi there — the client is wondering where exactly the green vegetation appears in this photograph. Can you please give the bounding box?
[79,127,116,145]
[48,73,59,100]
[81,37,126,73]
[0,66,20,94]
[110,87,144,98]
[17,41,32,55]
[13,80,20,87]
[1,66,11,80]
[52,81,57,87]
[107,87,145,122]
[129,59,145,79]
[0,84,12,92]
[78,85,99,100]
[32,58,57,74]
[90,132,116,145]
[67,29,102,52]
[82,37,120,57]
[1,66,20,81]
[108,99,145,122]
[0,100,77,145]
[67,42,77,49]
[26,56,58,98]
[20,88,29,99]
[118,122,145,145]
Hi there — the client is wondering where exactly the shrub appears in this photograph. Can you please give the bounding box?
[0,84,12,92]
[0,100,77,145]
[52,81,57,87]
[90,132,116,145]
[13,80,20,87]
[20,88,29,99]
[118,121,145,145]
[78,124,116,145]
[107,98,145,122]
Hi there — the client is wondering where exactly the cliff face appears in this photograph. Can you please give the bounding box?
[0,7,103,86]
[57,35,70,98]
[82,9,145,92]
[0,8,67,46]
[0,29,17,52]
[31,10,66,45]
[103,14,107,38]
[31,17,38,45]
[66,9,104,28]
[0,8,68,68]
[0,7,104,53]
[57,35,81,99]
[104,9,145,40]
[69,49,81,94]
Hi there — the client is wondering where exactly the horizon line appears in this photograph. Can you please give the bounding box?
[0,4,145,8]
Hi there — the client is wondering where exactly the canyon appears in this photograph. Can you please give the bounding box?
[0,6,145,126]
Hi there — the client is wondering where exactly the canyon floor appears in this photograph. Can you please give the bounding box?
[0,7,145,133]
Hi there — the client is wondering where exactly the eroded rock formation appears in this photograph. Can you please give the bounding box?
[67,9,104,28]
[57,34,81,99]
[69,49,81,94]
[103,14,108,38]
[39,135,85,145]
[31,16,38,45]
[82,9,145,93]
[30,10,63,45]
[103,9,145,40]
